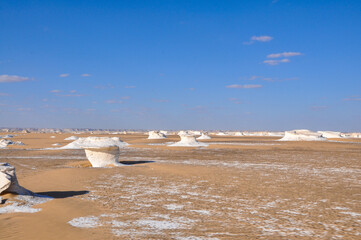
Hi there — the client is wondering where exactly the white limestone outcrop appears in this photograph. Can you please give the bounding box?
[197,133,211,140]
[84,146,122,167]
[148,131,166,139]
[169,134,208,147]
[64,136,79,141]
[0,163,30,195]
[318,131,343,139]
[61,137,128,149]
[279,130,326,141]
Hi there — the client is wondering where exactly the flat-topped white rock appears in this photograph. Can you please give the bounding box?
[197,133,211,140]
[64,136,79,141]
[61,137,128,149]
[169,134,208,147]
[84,146,122,167]
[148,131,166,139]
[318,131,343,139]
[279,130,326,141]
[0,163,30,195]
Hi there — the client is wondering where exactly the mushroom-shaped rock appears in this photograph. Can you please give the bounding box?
[84,146,122,167]
[169,134,208,147]
[279,130,326,141]
[148,131,166,139]
[0,163,30,195]
[197,133,211,140]
[61,137,128,149]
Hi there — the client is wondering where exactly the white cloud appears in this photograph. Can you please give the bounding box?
[263,59,290,65]
[59,73,69,77]
[267,52,302,58]
[244,35,273,45]
[81,73,91,77]
[50,90,62,93]
[251,36,273,42]
[344,96,361,101]
[0,92,9,96]
[0,75,30,83]
[226,84,263,89]
[125,86,136,89]
[69,90,77,93]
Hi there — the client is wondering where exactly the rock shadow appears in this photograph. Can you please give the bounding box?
[36,190,89,199]
[119,160,155,165]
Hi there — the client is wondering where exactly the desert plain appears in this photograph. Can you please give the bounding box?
[0,132,360,239]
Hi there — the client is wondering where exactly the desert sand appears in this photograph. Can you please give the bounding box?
[0,132,361,239]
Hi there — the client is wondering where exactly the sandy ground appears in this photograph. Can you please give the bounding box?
[0,132,360,239]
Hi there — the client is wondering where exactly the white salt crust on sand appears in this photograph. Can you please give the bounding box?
[68,216,102,228]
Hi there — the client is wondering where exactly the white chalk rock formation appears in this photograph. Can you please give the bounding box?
[50,136,56,139]
[197,133,211,140]
[318,131,343,139]
[64,136,79,141]
[61,137,128,149]
[169,134,208,147]
[148,131,166,139]
[0,163,30,195]
[0,139,11,148]
[279,130,326,141]
[84,146,122,167]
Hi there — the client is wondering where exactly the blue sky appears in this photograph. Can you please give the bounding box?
[1,0,360,131]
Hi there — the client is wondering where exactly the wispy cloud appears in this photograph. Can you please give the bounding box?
[226,84,263,89]
[242,75,298,81]
[244,35,273,45]
[17,107,32,111]
[81,73,91,77]
[343,96,361,101]
[267,52,302,58]
[189,88,195,91]
[125,85,136,89]
[229,98,242,104]
[263,59,290,65]
[94,84,114,89]
[50,90,62,93]
[0,92,10,96]
[0,75,30,83]
[153,99,169,103]
[58,94,84,97]
[59,73,69,77]
[106,99,123,104]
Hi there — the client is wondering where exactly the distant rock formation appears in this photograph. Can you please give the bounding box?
[169,133,208,147]
[318,131,343,139]
[279,130,327,141]
[64,136,79,141]
[197,133,211,140]
[148,131,166,139]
